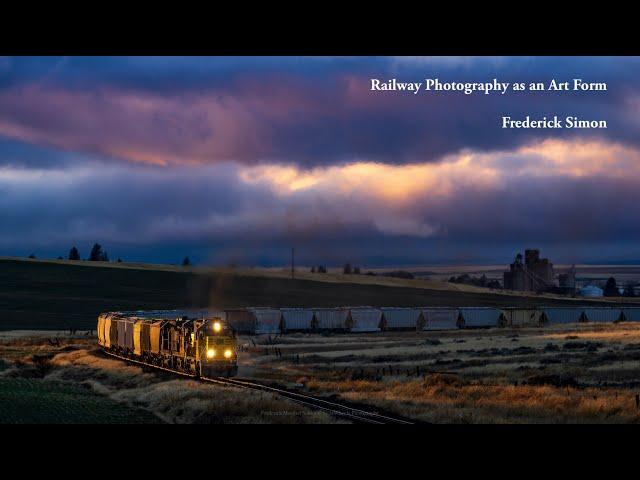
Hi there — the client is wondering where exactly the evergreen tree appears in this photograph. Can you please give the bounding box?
[68,246,80,260]
[89,243,104,261]
[604,277,619,297]
[624,283,636,297]
[182,256,191,266]
[343,263,352,274]
[28,253,36,259]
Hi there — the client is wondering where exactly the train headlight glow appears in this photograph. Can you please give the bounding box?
[213,321,222,333]
[207,349,216,359]
[224,349,233,359]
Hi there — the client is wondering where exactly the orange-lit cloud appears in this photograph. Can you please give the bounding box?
[239,138,640,204]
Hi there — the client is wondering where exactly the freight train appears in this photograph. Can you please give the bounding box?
[97,312,238,377]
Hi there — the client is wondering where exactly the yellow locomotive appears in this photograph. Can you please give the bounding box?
[97,312,238,377]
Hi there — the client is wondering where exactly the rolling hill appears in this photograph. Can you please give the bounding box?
[0,258,628,330]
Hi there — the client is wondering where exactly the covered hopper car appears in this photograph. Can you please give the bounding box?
[98,312,238,377]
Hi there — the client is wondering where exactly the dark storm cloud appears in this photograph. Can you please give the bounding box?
[3,152,640,265]
[0,57,639,168]
[3,57,640,265]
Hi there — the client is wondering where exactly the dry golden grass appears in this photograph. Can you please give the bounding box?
[5,323,640,423]
[237,323,640,423]
[305,375,640,423]
[0,339,338,424]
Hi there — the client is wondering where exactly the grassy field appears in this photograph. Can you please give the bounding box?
[238,323,640,423]
[0,377,162,424]
[0,334,336,424]
[5,323,640,423]
[0,258,624,330]
[3,257,637,423]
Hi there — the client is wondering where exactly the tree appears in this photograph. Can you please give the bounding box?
[117,257,122,263]
[28,253,36,259]
[101,250,109,262]
[182,256,191,266]
[343,262,352,274]
[317,265,327,273]
[310,266,316,273]
[89,243,105,261]
[624,283,636,297]
[68,246,80,260]
[353,266,361,274]
[604,277,619,297]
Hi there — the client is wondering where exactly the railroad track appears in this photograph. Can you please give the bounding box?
[102,350,414,424]
[204,376,415,424]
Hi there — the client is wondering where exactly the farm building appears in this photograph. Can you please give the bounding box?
[281,308,315,331]
[505,309,544,327]
[457,308,503,328]
[622,308,640,322]
[422,308,459,330]
[380,308,423,330]
[582,307,623,323]
[580,285,603,297]
[313,308,350,330]
[541,308,585,324]
[347,308,383,332]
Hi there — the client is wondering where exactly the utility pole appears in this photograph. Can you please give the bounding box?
[291,247,295,279]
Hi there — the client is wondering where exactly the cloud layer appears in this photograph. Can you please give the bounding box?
[1,57,640,265]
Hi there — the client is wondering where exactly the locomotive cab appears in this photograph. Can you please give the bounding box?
[198,318,238,377]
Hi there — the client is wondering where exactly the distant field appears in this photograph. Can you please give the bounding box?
[242,323,640,423]
[0,258,629,330]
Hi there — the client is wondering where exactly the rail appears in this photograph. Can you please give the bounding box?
[101,349,415,425]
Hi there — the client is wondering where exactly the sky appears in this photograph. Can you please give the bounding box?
[1,56,640,267]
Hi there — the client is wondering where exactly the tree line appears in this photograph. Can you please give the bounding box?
[310,263,363,274]
[309,262,415,278]
[25,244,193,267]
[604,277,636,297]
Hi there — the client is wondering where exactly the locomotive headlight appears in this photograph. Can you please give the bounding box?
[213,321,222,333]
[207,349,216,359]
[224,349,233,359]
